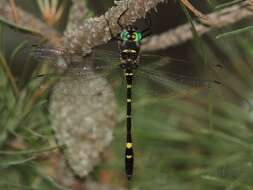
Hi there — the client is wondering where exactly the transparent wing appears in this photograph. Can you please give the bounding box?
[137,54,220,88]
[28,45,119,64]
[27,45,221,91]
[138,54,217,84]
[27,46,122,80]
[131,54,222,100]
[26,45,66,60]
[93,50,220,87]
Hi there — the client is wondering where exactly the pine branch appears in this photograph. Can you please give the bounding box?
[142,0,253,52]
[0,0,62,45]
[64,0,167,55]
[2,0,252,55]
[66,0,92,32]
[63,0,208,55]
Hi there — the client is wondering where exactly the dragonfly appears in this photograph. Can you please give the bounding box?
[29,7,222,181]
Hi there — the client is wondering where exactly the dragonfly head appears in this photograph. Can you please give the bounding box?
[120,26,142,43]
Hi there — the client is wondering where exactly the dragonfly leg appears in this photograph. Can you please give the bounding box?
[105,17,122,41]
[141,17,152,39]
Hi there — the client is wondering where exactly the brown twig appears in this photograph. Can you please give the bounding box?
[180,0,207,19]
[9,0,19,24]
[142,0,253,52]
[0,52,20,96]
[25,81,52,114]
[37,0,65,26]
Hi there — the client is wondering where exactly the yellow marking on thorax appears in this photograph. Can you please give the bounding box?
[127,84,132,88]
[123,49,136,53]
[127,99,131,102]
[126,143,133,148]
[126,115,131,118]
[125,73,133,76]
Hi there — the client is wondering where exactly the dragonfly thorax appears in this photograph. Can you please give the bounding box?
[119,42,140,70]
[120,47,140,61]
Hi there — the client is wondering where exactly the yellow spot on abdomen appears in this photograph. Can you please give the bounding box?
[126,143,133,148]
[126,155,133,159]
[127,99,131,102]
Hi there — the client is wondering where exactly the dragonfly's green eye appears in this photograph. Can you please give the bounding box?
[133,32,142,42]
[121,31,129,41]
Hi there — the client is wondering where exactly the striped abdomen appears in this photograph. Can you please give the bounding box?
[125,69,134,180]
